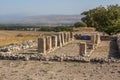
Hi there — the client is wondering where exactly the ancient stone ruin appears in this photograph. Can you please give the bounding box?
[38,32,74,54]
[0,31,120,63]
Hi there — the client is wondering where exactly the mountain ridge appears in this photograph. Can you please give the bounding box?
[0,15,82,26]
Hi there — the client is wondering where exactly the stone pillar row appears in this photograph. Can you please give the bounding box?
[38,32,74,54]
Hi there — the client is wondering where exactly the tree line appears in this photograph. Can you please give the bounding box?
[0,24,73,32]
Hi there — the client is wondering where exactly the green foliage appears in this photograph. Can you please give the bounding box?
[39,26,73,32]
[0,24,73,32]
[104,24,120,35]
[74,22,87,27]
[81,4,120,34]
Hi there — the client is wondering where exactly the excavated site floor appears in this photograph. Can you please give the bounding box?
[0,61,120,80]
[21,40,111,58]
[1,40,120,80]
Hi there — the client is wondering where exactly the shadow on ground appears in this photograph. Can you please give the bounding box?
[109,37,120,59]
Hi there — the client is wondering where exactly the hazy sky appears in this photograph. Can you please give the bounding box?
[0,0,120,16]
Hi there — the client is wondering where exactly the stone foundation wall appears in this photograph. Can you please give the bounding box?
[0,53,119,63]
[0,40,37,53]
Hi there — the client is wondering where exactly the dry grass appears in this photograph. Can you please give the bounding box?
[73,27,96,31]
[0,30,43,47]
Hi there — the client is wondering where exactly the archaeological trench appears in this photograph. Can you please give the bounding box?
[0,31,120,63]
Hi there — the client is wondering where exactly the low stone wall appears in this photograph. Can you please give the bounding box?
[0,52,120,63]
[0,40,37,53]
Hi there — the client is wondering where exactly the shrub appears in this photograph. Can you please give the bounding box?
[74,22,87,27]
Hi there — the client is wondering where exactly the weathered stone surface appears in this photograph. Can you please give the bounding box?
[61,32,65,45]
[96,33,101,44]
[46,36,52,51]
[64,33,67,44]
[79,42,87,56]
[87,43,95,50]
[0,40,37,53]
[56,33,62,47]
[51,35,57,49]
[38,37,46,54]
[68,32,71,41]
[0,52,120,63]
[91,34,96,44]
[67,32,70,42]
[70,32,74,40]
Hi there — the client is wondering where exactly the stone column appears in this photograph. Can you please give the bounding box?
[61,32,65,45]
[51,35,57,49]
[70,32,74,41]
[66,32,70,42]
[64,32,67,44]
[96,33,101,44]
[46,36,52,51]
[38,37,46,54]
[91,34,96,44]
[57,33,62,47]
[79,42,87,56]
[66,32,69,42]
[68,32,71,42]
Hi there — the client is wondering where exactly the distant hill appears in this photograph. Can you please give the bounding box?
[0,15,82,26]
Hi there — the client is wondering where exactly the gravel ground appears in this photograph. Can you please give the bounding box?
[0,61,120,80]
[90,41,110,59]
[48,42,80,56]
[1,40,120,80]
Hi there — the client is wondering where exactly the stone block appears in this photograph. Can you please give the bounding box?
[96,33,101,44]
[79,42,87,56]
[61,32,65,45]
[91,34,96,44]
[38,37,46,54]
[67,32,70,42]
[64,33,67,44]
[46,36,52,51]
[51,35,57,48]
[70,32,74,40]
[57,33,62,47]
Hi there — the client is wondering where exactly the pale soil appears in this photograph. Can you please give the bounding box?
[90,41,110,59]
[46,40,110,58]
[0,61,120,80]
[4,40,119,80]
[48,42,80,56]
[0,31,120,80]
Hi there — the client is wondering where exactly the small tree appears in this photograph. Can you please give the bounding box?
[74,22,87,27]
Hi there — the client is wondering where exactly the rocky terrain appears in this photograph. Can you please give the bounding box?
[0,40,119,80]
[0,31,120,80]
[0,61,120,80]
